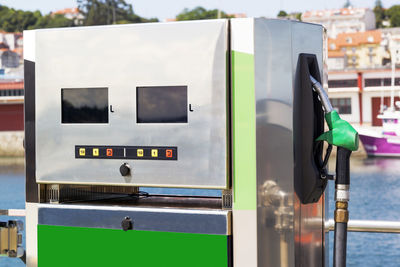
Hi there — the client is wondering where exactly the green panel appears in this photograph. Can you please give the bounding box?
[38,225,229,267]
[231,50,256,210]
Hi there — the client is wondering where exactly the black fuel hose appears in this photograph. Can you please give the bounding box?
[334,147,352,267]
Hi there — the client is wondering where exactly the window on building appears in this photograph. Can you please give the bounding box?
[369,55,373,64]
[352,47,356,53]
[0,89,24,97]
[346,37,352,44]
[365,78,400,87]
[368,47,373,53]
[330,98,352,114]
[352,56,356,65]
[328,79,358,88]
[365,78,381,87]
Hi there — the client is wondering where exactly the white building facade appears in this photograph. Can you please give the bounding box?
[328,69,400,126]
[302,7,376,38]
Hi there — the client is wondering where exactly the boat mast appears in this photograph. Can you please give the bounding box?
[380,78,384,113]
[390,34,395,111]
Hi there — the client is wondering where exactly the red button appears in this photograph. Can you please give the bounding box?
[166,149,173,158]
[106,148,113,157]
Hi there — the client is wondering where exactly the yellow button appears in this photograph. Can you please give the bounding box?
[151,149,158,157]
[137,149,144,157]
[93,148,99,156]
[79,148,85,156]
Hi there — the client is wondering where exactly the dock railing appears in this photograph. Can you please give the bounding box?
[325,219,400,233]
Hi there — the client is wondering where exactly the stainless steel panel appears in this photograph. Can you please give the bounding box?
[34,20,228,188]
[254,19,324,267]
[254,19,295,267]
[291,21,324,267]
[38,204,231,235]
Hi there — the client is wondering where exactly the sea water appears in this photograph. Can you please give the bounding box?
[0,157,400,267]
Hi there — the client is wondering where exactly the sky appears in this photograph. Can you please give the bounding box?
[0,0,399,20]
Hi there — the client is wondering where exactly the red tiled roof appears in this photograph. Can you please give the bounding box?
[13,47,23,55]
[53,7,79,15]
[335,30,382,46]
[0,82,24,90]
[303,7,367,18]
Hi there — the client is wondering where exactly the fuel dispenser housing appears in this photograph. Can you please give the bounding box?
[24,18,327,267]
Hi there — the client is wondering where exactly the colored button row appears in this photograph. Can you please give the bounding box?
[75,146,177,160]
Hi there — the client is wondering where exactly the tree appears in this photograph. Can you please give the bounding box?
[0,5,76,31]
[77,0,157,26]
[386,5,400,27]
[374,0,385,28]
[175,7,232,21]
[343,0,352,8]
[0,6,41,32]
[31,14,75,29]
[277,10,288,18]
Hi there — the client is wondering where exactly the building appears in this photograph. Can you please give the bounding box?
[302,7,375,38]
[381,27,400,66]
[52,7,84,25]
[0,80,24,131]
[328,68,400,126]
[327,30,385,70]
[328,50,346,70]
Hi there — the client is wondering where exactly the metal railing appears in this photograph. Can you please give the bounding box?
[325,219,400,233]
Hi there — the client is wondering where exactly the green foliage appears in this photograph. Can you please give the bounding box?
[374,0,385,28]
[0,6,41,32]
[387,5,400,27]
[31,14,75,29]
[343,0,352,8]
[0,5,75,31]
[77,0,157,26]
[277,10,288,18]
[176,7,232,21]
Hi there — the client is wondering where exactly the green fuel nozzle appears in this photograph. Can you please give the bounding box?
[317,111,359,152]
[309,75,359,152]
[310,75,359,267]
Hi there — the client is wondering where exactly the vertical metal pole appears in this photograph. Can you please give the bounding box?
[380,78,384,113]
[357,72,363,125]
[390,46,395,110]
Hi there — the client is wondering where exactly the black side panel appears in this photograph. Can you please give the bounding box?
[294,54,326,204]
[24,59,38,203]
[227,235,233,267]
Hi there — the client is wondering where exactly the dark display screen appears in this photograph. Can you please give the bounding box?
[62,88,108,123]
[137,86,188,123]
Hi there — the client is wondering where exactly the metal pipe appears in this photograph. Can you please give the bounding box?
[334,222,347,267]
[326,219,400,233]
[310,75,333,113]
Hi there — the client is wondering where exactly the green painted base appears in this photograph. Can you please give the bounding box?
[38,225,229,267]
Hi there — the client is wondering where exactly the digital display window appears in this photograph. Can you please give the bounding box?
[137,86,188,123]
[61,88,108,123]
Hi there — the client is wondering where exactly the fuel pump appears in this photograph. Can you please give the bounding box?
[309,75,359,267]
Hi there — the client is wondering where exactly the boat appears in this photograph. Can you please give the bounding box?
[359,110,400,156]
[358,36,400,157]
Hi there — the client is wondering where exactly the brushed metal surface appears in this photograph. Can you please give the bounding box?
[254,19,324,267]
[38,204,231,235]
[34,20,228,188]
[291,21,325,267]
[326,219,400,233]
